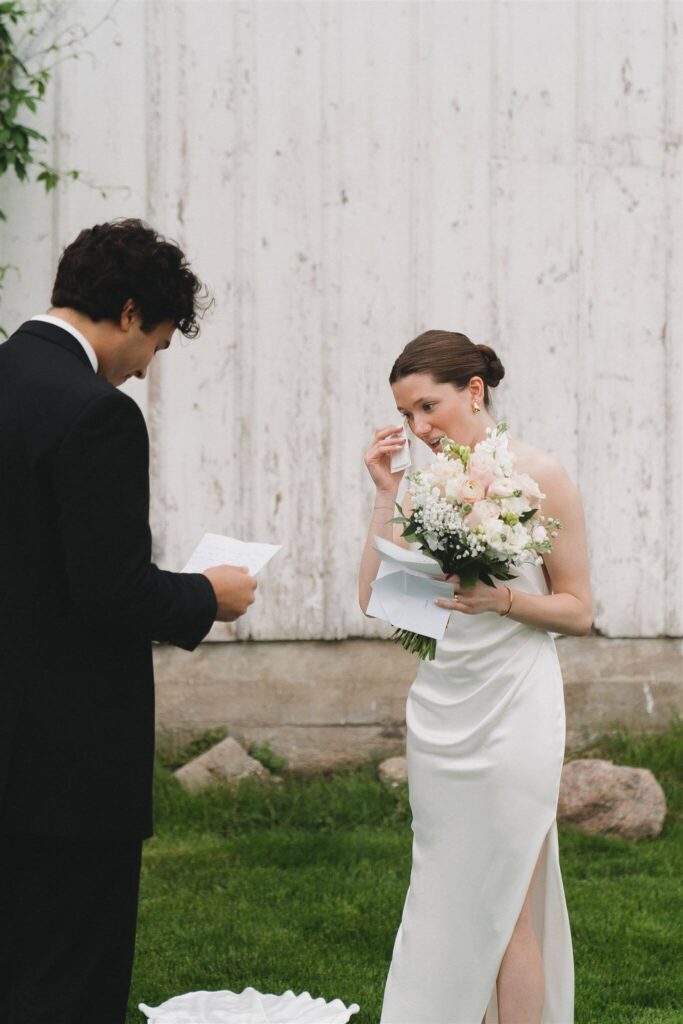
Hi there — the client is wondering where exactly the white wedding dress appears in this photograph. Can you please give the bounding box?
[380,560,574,1024]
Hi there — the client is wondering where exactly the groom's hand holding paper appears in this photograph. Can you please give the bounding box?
[367,536,454,641]
[183,532,281,622]
[201,564,257,622]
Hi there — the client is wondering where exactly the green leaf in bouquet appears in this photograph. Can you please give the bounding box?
[490,568,518,582]
[440,438,470,469]
[392,628,437,661]
[519,509,537,523]
[478,570,496,588]
[458,565,481,589]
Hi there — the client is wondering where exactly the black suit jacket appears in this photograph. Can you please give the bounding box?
[0,320,217,839]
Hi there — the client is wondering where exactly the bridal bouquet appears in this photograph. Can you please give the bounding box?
[391,422,561,659]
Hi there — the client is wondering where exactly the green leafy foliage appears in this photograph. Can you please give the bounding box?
[0,1,88,335]
[249,740,288,775]
[0,2,62,216]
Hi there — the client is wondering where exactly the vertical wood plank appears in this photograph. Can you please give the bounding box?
[663,0,683,635]
[577,0,669,636]
[237,0,327,639]
[53,0,150,416]
[412,1,494,340]
[143,0,244,638]
[489,1,580,477]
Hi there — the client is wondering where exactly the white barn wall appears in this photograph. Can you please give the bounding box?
[1,0,680,639]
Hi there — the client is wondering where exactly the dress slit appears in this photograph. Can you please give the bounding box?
[482,820,554,1024]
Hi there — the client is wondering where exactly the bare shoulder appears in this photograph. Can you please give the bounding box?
[508,439,577,498]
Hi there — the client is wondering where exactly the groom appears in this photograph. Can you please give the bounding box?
[0,219,257,1023]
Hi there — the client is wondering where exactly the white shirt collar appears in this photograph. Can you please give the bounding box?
[30,314,99,373]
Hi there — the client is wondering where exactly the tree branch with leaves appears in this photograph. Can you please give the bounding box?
[0,0,80,224]
[0,0,120,334]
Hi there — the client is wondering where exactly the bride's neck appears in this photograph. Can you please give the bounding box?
[465,413,498,448]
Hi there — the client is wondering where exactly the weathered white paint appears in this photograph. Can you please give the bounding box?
[1,0,681,639]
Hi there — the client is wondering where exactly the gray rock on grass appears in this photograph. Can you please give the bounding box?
[558,758,666,840]
[174,736,270,793]
[378,756,408,787]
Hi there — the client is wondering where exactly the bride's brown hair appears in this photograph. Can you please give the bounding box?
[389,330,505,409]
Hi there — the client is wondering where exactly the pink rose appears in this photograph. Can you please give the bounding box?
[486,477,516,499]
[516,472,545,509]
[467,451,498,490]
[465,499,500,529]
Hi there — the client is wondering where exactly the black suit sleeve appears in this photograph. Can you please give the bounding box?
[53,390,217,650]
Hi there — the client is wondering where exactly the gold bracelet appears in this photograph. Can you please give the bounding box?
[499,585,513,617]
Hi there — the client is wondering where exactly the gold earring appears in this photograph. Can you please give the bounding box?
[472,400,481,414]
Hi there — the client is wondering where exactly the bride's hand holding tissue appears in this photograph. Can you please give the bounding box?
[363,423,408,493]
[359,424,410,613]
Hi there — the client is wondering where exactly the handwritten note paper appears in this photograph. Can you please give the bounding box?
[182,533,281,576]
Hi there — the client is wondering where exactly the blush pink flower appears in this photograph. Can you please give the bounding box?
[486,477,516,499]
[464,499,500,529]
[458,477,486,504]
[516,472,545,509]
[467,451,498,490]
[428,458,463,496]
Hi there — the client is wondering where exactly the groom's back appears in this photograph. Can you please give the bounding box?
[0,320,156,840]
[0,323,114,627]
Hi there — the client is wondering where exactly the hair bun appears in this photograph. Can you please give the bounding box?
[476,343,505,387]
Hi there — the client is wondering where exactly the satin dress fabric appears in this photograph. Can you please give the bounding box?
[380,562,574,1024]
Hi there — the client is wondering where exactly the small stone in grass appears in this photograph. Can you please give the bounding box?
[174,736,271,793]
[378,756,408,787]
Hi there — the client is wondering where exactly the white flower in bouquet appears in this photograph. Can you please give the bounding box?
[475,426,516,475]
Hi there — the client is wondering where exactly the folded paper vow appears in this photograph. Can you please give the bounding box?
[373,536,444,576]
[367,536,453,640]
[182,533,281,576]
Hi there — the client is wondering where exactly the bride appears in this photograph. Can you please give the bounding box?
[359,329,593,1024]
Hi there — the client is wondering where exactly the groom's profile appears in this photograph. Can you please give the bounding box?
[0,219,256,1023]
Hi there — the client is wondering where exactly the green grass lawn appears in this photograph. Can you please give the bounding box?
[128,720,683,1024]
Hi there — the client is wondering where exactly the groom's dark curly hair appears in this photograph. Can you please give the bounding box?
[50,218,209,338]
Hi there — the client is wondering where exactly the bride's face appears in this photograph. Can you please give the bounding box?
[392,373,486,453]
